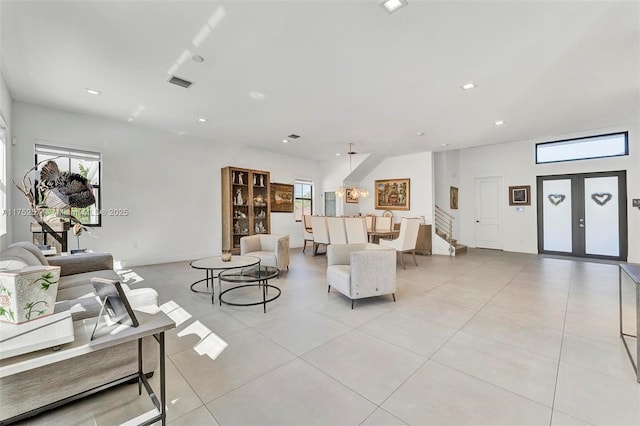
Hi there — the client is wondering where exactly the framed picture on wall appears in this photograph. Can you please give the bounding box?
[375,178,410,210]
[509,185,531,205]
[345,188,359,203]
[270,182,294,212]
[450,186,459,209]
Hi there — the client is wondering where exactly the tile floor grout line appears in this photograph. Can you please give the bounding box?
[548,261,575,426]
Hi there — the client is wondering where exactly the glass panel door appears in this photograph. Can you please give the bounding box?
[537,171,627,261]
[584,176,619,257]
[542,179,572,253]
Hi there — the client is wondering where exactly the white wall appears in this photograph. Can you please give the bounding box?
[444,125,639,262]
[10,102,319,266]
[358,152,435,225]
[433,150,460,239]
[0,71,12,250]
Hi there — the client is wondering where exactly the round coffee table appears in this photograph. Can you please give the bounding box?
[218,266,281,313]
[190,255,260,303]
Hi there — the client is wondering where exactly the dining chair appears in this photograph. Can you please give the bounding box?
[375,216,392,232]
[310,216,330,255]
[378,217,421,269]
[326,217,348,244]
[365,215,375,232]
[344,217,368,244]
[302,215,314,253]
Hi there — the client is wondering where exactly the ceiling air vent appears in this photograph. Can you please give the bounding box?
[167,75,194,89]
[287,134,301,139]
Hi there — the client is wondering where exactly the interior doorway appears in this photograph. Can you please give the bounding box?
[537,171,627,260]
[474,176,503,249]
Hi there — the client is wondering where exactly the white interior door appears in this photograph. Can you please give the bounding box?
[541,178,573,253]
[474,177,502,249]
[584,176,620,257]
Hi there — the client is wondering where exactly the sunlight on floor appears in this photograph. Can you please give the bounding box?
[160,300,228,360]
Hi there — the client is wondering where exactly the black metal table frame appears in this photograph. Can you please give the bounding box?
[219,268,281,313]
[1,332,167,426]
[619,263,640,383]
[190,257,260,304]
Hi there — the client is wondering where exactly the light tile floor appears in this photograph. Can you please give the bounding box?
[19,248,640,425]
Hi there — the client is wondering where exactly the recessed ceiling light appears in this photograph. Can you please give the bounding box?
[336,153,341,156]
[380,0,408,14]
[461,83,476,90]
[494,120,505,126]
[416,131,425,136]
[282,139,289,143]
[86,88,102,96]
[192,55,204,63]
[197,117,207,123]
[441,143,449,147]
[127,118,134,122]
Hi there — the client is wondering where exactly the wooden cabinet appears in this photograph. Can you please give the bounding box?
[221,167,271,253]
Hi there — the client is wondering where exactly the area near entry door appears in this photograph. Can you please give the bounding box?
[537,171,627,260]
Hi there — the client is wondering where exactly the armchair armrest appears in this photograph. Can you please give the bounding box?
[240,235,261,255]
[47,252,114,276]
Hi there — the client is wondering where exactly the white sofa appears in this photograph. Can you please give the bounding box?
[0,242,160,422]
[240,234,290,272]
[326,243,397,309]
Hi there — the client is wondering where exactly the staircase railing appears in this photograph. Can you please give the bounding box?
[434,205,454,255]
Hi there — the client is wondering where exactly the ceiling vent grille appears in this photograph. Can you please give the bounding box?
[168,75,194,89]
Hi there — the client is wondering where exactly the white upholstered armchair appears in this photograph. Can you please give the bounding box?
[240,234,290,272]
[326,243,397,309]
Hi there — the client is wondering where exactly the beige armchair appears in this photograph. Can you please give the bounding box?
[240,234,290,272]
[302,215,314,253]
[326,243,396,309]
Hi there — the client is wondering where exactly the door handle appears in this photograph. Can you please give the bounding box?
[579,224,585,228]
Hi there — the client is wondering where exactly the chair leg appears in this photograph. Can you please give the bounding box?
[313,242,318,255]
[351,299,354,309]
[303,240,307,253]
[412,250,418,266]
[400,252,406,269]
[392,293,396,302]
[327,285,331,293]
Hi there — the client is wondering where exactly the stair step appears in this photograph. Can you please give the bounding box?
[454,244,467,255]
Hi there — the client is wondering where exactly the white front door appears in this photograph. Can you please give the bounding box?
[474,177,502,249]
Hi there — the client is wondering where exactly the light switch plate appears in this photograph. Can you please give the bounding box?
[515,207,525,212]
[633,199,640,208]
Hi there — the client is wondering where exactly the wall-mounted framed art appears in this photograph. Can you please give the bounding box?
[375,178,410,210]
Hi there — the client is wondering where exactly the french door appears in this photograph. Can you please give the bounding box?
[537,171,627,260]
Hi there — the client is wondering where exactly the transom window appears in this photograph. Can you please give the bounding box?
[536,132,628,164]
[35,144,102,226]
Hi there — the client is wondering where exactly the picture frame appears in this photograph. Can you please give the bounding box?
[270,182,294,213]
[375,178,410,210]
[345,188,359,204]
[509,185,531,206]
[450,186,459,210]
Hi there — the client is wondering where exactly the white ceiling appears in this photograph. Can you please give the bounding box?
[1,0,638,162]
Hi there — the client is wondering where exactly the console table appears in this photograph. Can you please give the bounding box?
[619,263,640,383]
[0,310,175,425]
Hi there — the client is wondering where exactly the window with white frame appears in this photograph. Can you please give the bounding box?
[294,180,313,221]
[35,144,102,226]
